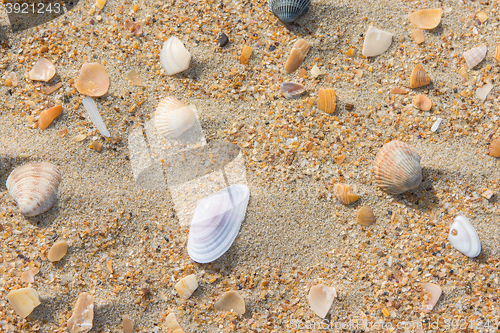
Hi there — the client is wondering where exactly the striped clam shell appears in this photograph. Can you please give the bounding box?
[6,162,62,216]
[268,0,310,23]
[374,140,422,194]
[187,184,250,263]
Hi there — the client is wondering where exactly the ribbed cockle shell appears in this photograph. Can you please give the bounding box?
[374,140,422,194]
[463,45,487,70]
[6,162,62,216]
[154,97,196,138]
[334,183,358,205]
[409,64,430,88]
[160,37,191,75]
[268,0,310,23]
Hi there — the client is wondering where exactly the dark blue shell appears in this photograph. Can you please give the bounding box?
[268,0,310,23]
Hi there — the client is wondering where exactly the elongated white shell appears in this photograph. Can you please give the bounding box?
[187,184,250,263]
[160,37,191,75]
[6,162,62,216]
[448,215,481,258]
[308,284,337,318]
[82,96,111,137]
[362,26,393,57]
[154,97,196,138]
[463,45,487,70]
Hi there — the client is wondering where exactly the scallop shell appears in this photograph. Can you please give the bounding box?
[160,37,191,75]
[174,274,198,299]
[284,39,310,74]
[75,63,110,97]
[374,140,422,194]
[29,58,56,82]
[317,88,336,114]
[154,97,196,138]
[412,94,432,111]
[463,45,487,70]
[166,313,185,333]
[362,25,393,57]
[408,8,443,29]
[6,162,62,216]
[488,137,500,157]
[214,291,245,315]
[495,44,500,62]
[187,184,250,263]
[448,215,481,258]
[308,284,337,318]
[409,64,430,88]
[357,206,376,226]
[268,0,310,23]
[280,82,305,99]
[334,183,358,205]
[421,283,441,313]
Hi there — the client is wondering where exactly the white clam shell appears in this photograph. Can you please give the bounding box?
[308,284,337,318]
[448,215,481,258]
[160,37,191,75]
[463,45,487,70]
[154,97,196,138]
[187,184,250,263]
[362,25,393,57]
[6,162,62,216]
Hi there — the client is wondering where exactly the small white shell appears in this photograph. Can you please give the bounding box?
[362,26,393,57]
[476,82,493,100]
[82,96,111,137]
[154,97,196,138]
[448,215,481,258]
[160,37,191,75]
[308,284,337,318]
[463,45,487,70]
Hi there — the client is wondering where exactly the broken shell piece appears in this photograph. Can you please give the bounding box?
[214,290,245,315]
[29,58,56,82]
[311,65,323,78]
[44,82,62,94]
[308,284,337,318]
[421,283,442,313]
[476,82,493,100]
[357,206,376,226]
[280,82,305,99]
[174,274,198,299]
[334,183,358,205]
[154,97,196,138]
[477,11,488,23]
[240,45,252,65]
[317,88,336,114]
[392,266,408,285]
[20,267,40,283]
[408,8,443,29]
[38,105,62,130]
[390,87,408,94]
[126,70,142,86]
[431,118,442,132]
[75,63,109,97]
[362,25,393,57]
[412,29,425,44]
[463,45,487,70]
[412,94,432,111]
[67,292,94,333]
[95,0,106,9]
[122,315,134,333]
[409,64,430,88]
[160,37,191,75]
[165,313,185,333]
[457,66,468,78]
[284,39,310,74]
[448,215,481,258]
[82,97,111,137]
[495,44,500,62]
[488,137,500,157]
[47,240,68,262]
[5,71,18,86]
[124,20,142,36]
[7,287,40,318]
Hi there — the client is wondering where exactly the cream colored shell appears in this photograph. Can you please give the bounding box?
[154,97,196,138]
[174,274,198,299]
[160,37,191,75]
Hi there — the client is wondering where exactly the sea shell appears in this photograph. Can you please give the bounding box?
[463,45,487,69]
[166,313,185,333]
[310,65,323,78]
[20,267,40,283]
[409,64,431,88]
[174,274,198,299]
[38,105,62,130]
[240,45,252,65]
[280,82,305,99]
[488,137,500,157]
[374,140,422,194]
[48,241,68,262]
[187,184,250,263]
[308,284,337,318]
[95,0,106,9]
[268,0,310,23]
[412,28,425,44]
[495,44,500,62]
[476,82,493,100]
[75,63,109,97]
[357,206,376,226]
[7,287,40,319]
[154,97,196,138]
[82,97,111,137]
[412,94,432,111]
[408,8,443,29]
[448,215,481,258]
[317,88,336,114]
[6,162,62,216]
[67,292,94,333]
[457,66,468,78]
[160,37,191,75]
[362,25,393,57]
[284,39,310,74]
[477,11,488,23]
[122,315,134,333]
[5,71,18,86]
[334,183,358,205]
[421,283,442,313]
[214,291,245,315]
[29,58,56,82]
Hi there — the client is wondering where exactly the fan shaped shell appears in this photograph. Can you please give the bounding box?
[268,0,310,23]
[154,97,196,138]
[6,162,62,216]
[374,140,422,194]
[187,184,250,263]
[463,45,487,70]
[160,37,191,75]
[448,215,481,258]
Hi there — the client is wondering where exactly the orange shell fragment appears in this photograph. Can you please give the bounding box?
[75,63,110,97]
[38,105,62,130]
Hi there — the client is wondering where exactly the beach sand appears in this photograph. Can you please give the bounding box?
[1,0,500,332]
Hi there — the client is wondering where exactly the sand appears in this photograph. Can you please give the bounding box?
[1,0,500,332]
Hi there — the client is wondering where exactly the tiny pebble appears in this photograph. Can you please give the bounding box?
[218,33,229,47]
